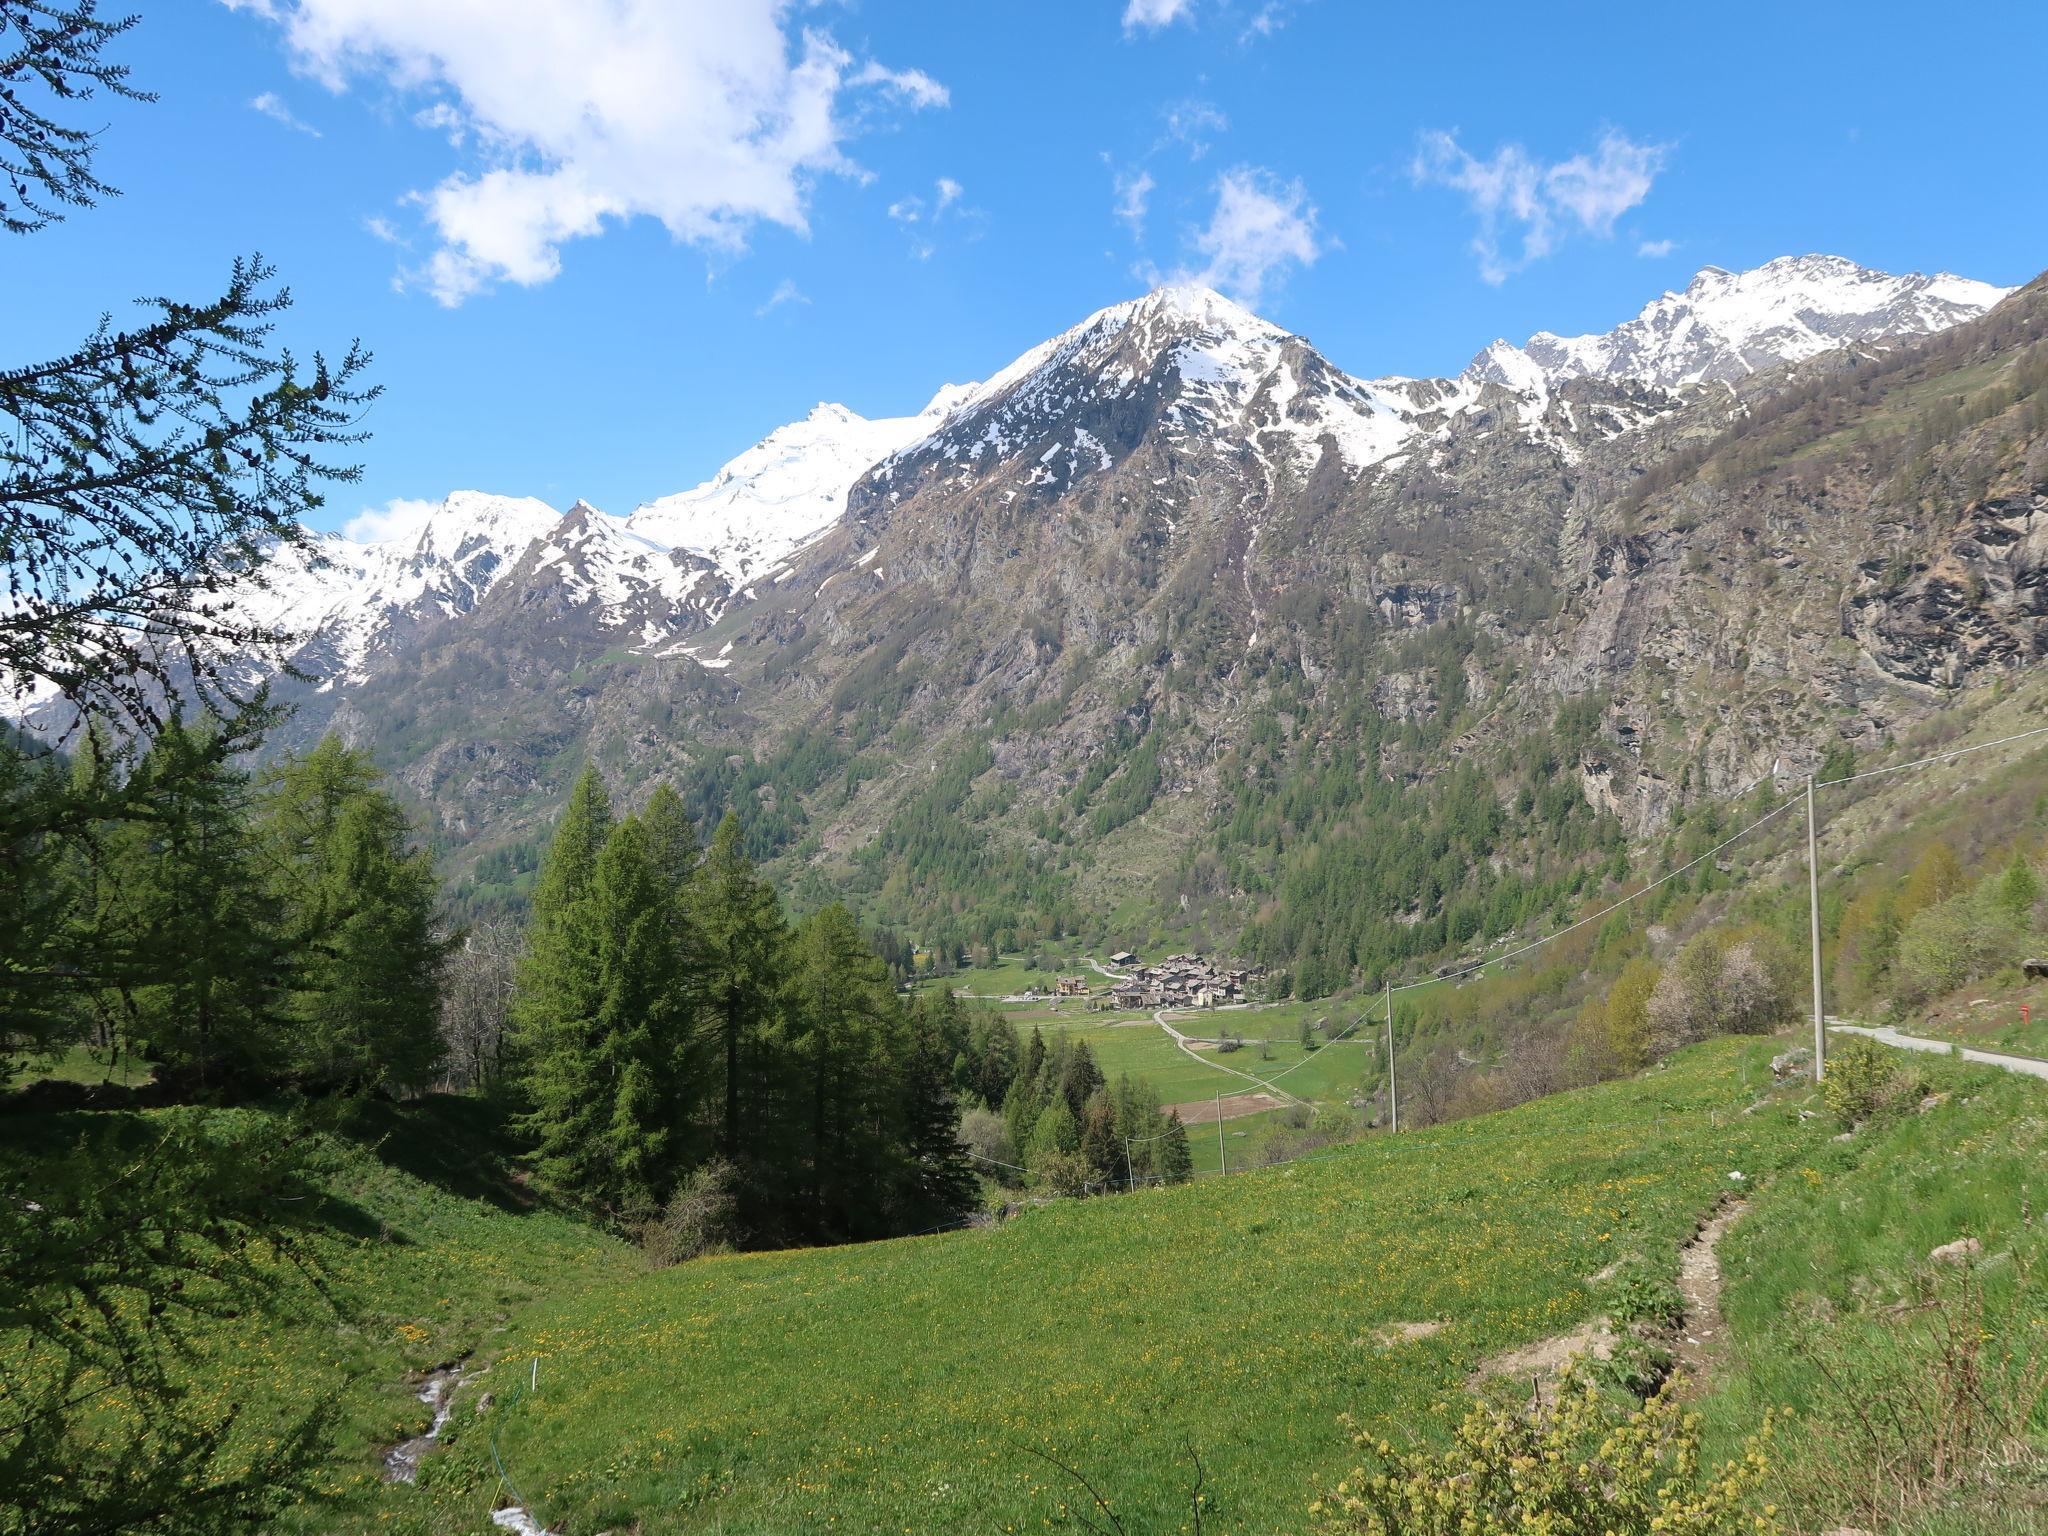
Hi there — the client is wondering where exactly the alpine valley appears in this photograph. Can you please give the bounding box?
[122,254,2048,993]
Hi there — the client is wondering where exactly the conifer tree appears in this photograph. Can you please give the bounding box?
[532,766,614,926]
[515,815,689,1219]
[1158,1109,1194,1184]
[640,781,699,896]
[1057,1035,1104,1116]
[261,737,445,1093]
[784,903,899,1238]
[97,720,282,1092]
[694,811,786,1162]
[895,1026,976,1231]
[1078,1091,1120,1179]
[1996,850,2040,921]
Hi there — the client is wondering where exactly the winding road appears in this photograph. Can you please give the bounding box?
[1829,1023,2048,1081]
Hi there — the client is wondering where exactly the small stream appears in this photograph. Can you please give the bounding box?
[381,1360,467,1483]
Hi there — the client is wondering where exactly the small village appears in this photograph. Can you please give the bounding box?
[980,952,1268,1010]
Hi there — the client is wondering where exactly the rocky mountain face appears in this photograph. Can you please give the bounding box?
[54,254,2041,989]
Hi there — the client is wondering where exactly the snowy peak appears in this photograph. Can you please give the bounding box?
[878,282,1415,494]
[213,490,563,688]
[1474,253,2012,393]
[625,390,971,586]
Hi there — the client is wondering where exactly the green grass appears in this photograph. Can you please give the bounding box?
[401,1038,1823,1535]
[1704,1053,2048,1533]
[0,1095,633,1534]
[4,1043,155,1089]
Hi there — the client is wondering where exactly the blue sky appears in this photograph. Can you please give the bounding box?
[16,1,2045,530]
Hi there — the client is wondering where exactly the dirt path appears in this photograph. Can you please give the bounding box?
[1672,1201,1744,1388]
[1154,1009,1308,1107]
[1166,1091,1286,1125]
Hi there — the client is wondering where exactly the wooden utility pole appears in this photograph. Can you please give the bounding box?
[1385,978,1398,1133]
[1807,774,1827,1083]
[1216,1092,1227,1176]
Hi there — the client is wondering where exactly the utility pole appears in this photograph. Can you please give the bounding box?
[1807,773,1827,1083]
[1123,1135,1135,1194]
[1216,1092,1228,1176]
[1385,977,1398,1134]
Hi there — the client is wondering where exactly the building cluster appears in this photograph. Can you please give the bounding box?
[1108,953,1265,1011]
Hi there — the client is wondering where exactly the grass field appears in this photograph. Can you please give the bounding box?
[397,1037,1834,1535]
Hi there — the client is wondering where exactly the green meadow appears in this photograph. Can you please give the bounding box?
[395,1038,1833,1535]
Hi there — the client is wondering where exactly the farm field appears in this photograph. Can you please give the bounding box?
[395,1037,1836,1536]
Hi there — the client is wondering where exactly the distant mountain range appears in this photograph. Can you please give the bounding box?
[156,254,2007,700]
[27,252,2042,987]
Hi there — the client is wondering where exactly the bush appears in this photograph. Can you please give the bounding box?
[1821,1037,1921,1127]
[1032,1149,1093,1198]
[958,1107,1016,1183]
[1893,885,2026,1005]
[641,1158,744,1266]
[1312,1370,1782,1535]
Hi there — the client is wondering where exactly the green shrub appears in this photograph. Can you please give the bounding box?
[1313,1371,1781,1535]
[1606,1263,1684,1331]
[1821,1037,1921,1126]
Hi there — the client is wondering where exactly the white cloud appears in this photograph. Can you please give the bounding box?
[1162,97,1227,159]
[756,277,809,316]
[1178,166,1319,304]
[1112,167,1154,236]
[343,498,441,544]
[1123,0,1196,30]
[887,195,924,223]
[1637,237,1675,258]
[412,100,465,145]
[363,213,406,245]
[934,176,963,213]
[251,90,320,136]
[1413,128,1667,284]
[1545,133,1665,235]
[235,1,948,305]
[849,60,949,110]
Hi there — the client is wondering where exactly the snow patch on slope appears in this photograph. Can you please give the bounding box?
[626,391,973,586]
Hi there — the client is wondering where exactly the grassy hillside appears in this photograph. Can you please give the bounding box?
[397,1038,1827,1535]
[0,1096,633,1534]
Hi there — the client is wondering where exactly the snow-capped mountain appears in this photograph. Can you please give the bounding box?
[22,252,2007,731]
[225,490,563,687]
[1469,254,2011,393]
[627,391,977,587]
[870,284,1418,504]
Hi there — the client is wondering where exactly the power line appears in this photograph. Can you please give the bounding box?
[1815,719,2048,789]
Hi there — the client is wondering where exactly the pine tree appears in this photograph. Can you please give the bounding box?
[1057,1036,1104,1116]
[532,766,614,927]
[1158,1110,1194,1184]
[97,721,283,1093]
[1078,1091,1120,1180]
[1996,851,2041,921]
[895,1026,976,1233]
[640,781,699,896]
[785,903,898,1238]
[514,815,689,1219]
[693,811,786,1163]
[261,738,445,1093]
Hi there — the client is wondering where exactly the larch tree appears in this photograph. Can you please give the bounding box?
[693,810,786,1164]
[258,736,445,1093]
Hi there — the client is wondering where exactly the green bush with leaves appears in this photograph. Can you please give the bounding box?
[1822,1036,1919,1126]
[1312,1371,1782,1536]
